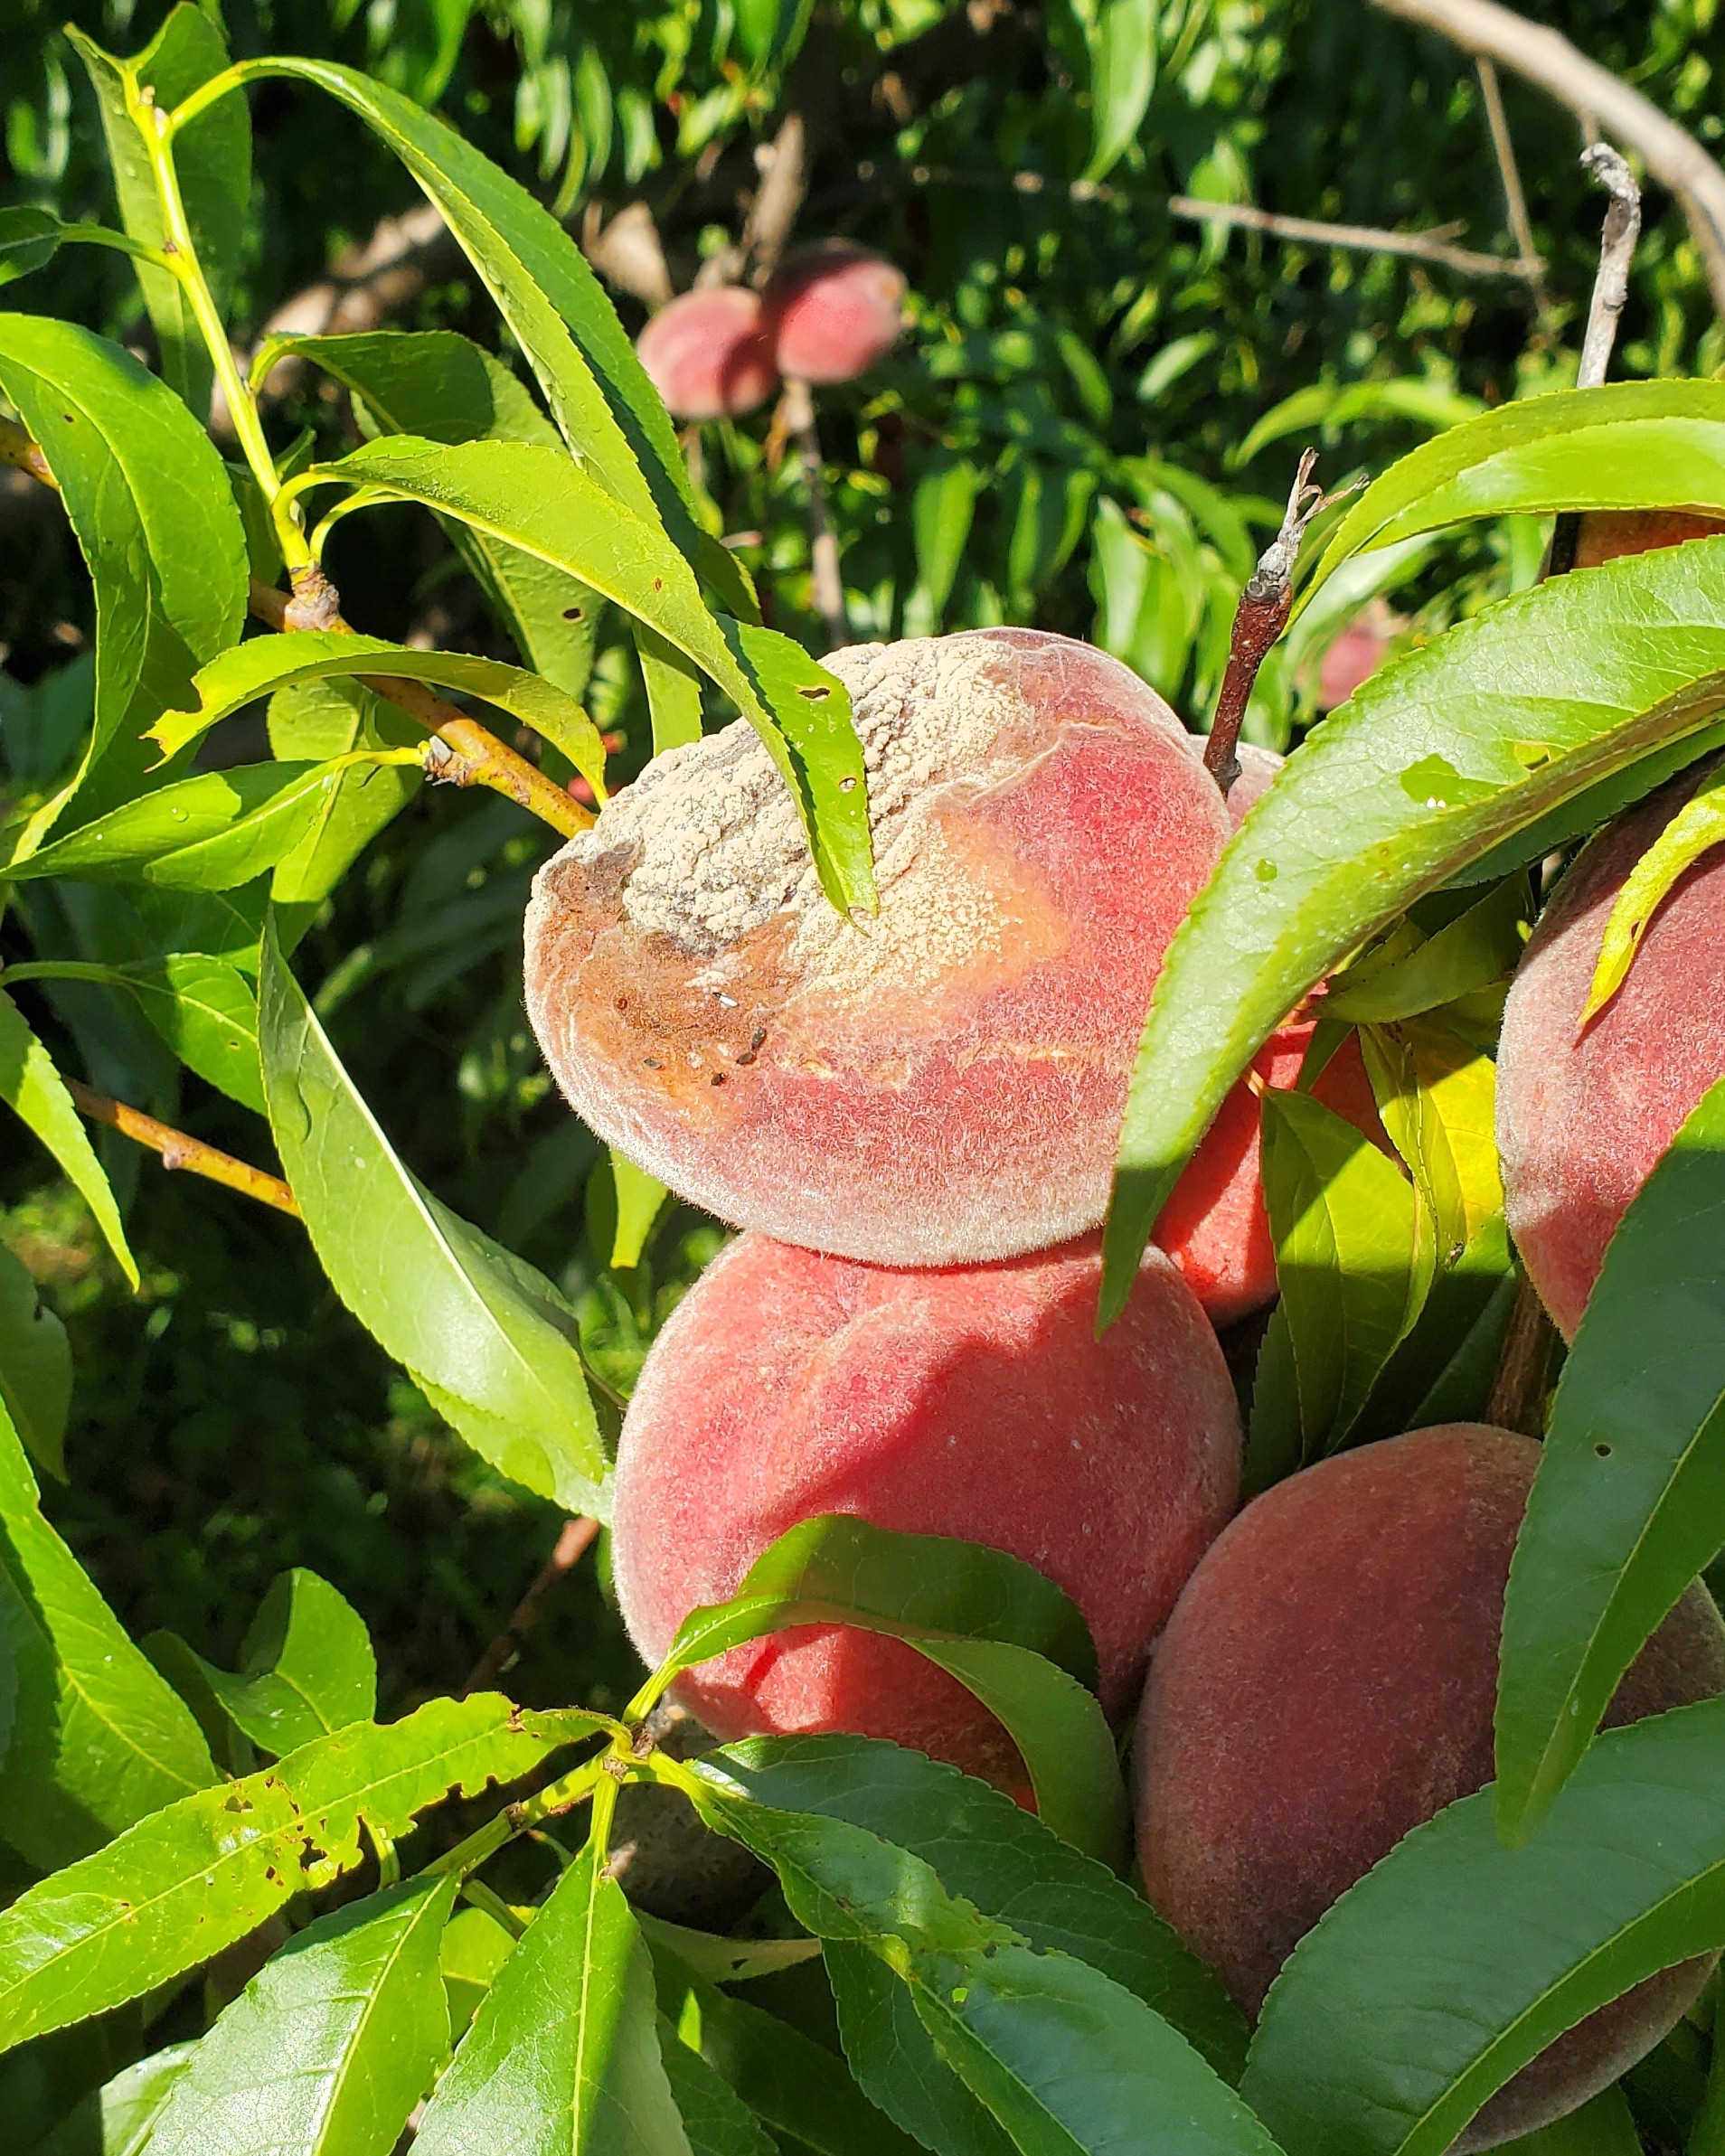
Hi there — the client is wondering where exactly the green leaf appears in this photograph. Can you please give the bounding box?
[826,1939,1015,2156]
[1358,1021,1504,1266]
[0,208,62,285]
[1241,1698,1725,2156]
[696,1734,1245,2078]
[231,59,728,598]
[0,1240,70,1480]
[259,920,608,1516]
[1347,1212,1515,1451]
[0,1390,216,1871]
[1500,2087,1642,2156]
[0,1692,566,2053]
[1583,762,1725,1020]
[144,1871,458,2156]
[610,1148,672,1269]
[655,1516,1124,1867]
[908,457,981,636]
[912,1939,1281,2156]
[637,1915,822,1986]
[661,2019,778,2156]
[1259,1087,1429,1455]
[1083,0,1155,182]
[267,678,422,921]
[1102,536,1725,1323]
[651,1946,913,2156]
[440,1905,514,2033]
[33,2040,198,2156]
[10,762,367,890]
[1297,381,1725,617]
[1324,875,1528,1023]
[69,9,250,418]
[415,1841,693,2156]
[1494,1072,1725,1841]
[0,990,137,1288]
[0,316,247,858]
[636,626,708,758]
[151,631,605,793]
[172,1568,377,1758]
[285,438,872,912]
[0,956,262,1113]
[257,331,605,705]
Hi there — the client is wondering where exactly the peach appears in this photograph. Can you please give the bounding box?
[1135,1425,1725,2150]
[524,627,1227,1267]
[1496,755,1725,1338]
[1572,510,1725,570]
[762,241,907,384]
[1317,613,1391,711]
[636,287,778,421]
[1155,1016,1391,1326]
[613,1230,1242,1795]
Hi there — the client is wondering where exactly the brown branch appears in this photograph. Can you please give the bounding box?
[1370,0,1725,318]
[248,575,592,837]
[1204,451,1353,796]
[1485,1275,1557,1435]
[1475,58,1549,313]
[744,113,808,289]
[65,1079,300,1217]
[462,1515,600,1696]
[1166,195,1538,281]
[779,379,847,651]
[1545,146,1642,577]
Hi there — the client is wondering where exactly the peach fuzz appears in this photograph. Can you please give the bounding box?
[612,1230,1241,1796]
[1135,1425,1725,2150]
[524,627,1228,1269]
[762,240,907,384]
[636,287,778,420]
[1496,755,1725,1338]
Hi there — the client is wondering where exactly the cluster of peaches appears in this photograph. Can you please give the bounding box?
[634,240,908,421]
[523,512,1725,2146]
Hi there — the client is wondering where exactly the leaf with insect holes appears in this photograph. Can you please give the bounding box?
[0,1692,570,2054]
[1101,536,1725,1324]
[1495,1072,1725,1842]
[256,331,606,708]
[150,631,607,794]
[1583,760,1725,1020]
[283,438,872,914]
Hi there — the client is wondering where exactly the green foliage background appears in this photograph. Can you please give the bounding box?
[2,0,1721,1718]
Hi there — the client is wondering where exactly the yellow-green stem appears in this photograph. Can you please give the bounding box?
[164,63,250,139]
[127,74,307,566]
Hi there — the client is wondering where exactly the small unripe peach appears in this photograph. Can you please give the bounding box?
[614,1231,1241,1796]
[762,241,907,385]
[636,287,778,421]
[1136,1425,1725,2149]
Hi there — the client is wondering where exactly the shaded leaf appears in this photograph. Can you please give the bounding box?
[660,2018,778,2156]
[0,990,137,1287]
[0,1240,71,1480]
[1083,0,1155,182]
[33,2040,198,2156]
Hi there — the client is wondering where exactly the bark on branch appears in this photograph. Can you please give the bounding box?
[1370,0,1725,317]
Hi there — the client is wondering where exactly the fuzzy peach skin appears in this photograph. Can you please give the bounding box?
[1496,755,1725,1339]
[636,287,778,420]
[1572,509,1725,570]
[1135,1425,1725,2151]
[524,628,1227,1268]
[613,1230,1242,1798]
[762,241,907,384]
